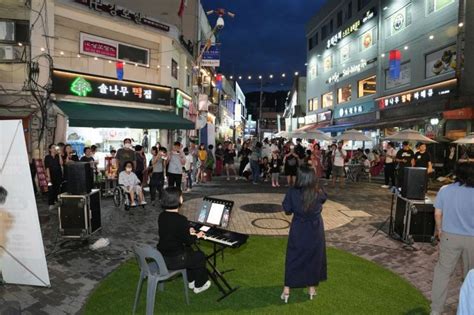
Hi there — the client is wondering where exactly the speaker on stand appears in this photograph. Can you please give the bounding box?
[401,167,427,200]
[66,162,93,195]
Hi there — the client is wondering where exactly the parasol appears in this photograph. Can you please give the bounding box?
[335,129,372,142]
[274,130,291,138]
[384,129,437,143]
[453,133,474,144]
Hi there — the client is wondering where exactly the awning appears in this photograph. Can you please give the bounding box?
[56,101,195,130]
[318,123,354,133]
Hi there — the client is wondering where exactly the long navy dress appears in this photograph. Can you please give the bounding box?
[283,187,328,287]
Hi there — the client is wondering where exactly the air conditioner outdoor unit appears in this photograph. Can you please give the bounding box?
[0,45,15,60]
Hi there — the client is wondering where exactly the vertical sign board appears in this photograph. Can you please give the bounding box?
[201,44,221,67]
[0,120,50,287]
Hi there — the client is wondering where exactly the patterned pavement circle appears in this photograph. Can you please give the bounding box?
[181,193,353,236]
[251,218,291,229]
[240,203,283,213]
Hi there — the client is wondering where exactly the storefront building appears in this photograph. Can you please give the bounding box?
[234,81,246,142]
[306,0,473,141]
[0,0,198,160]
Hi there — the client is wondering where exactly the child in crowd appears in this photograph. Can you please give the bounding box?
[270,152,282,187]
[260,157,271,182]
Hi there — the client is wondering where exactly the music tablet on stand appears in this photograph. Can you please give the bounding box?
[196,197,234,228]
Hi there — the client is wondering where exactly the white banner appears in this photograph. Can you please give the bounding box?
[0,120,50,287]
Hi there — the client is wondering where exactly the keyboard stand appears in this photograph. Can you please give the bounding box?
[195,242,239,301]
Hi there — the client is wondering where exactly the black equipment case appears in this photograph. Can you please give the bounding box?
[394,195,435,244]
[58,189,102,238]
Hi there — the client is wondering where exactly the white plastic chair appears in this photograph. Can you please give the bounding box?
[132,244,189,315]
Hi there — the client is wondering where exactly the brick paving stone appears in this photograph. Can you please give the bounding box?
[0,177,461,314]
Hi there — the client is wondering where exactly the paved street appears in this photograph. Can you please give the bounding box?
[0,177,462,314]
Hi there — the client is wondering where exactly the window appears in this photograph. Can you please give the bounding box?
[0,20,29,62]
[118,43,149,65]
[358,0,371,11]
[0,20,29,43]
[358,75,376,97]
[338,85,352,103]
[322,92,334,108]
[308,98,319,112]
[329,19,334,33]
[308,37,313,51]
[313,32,319,46]
[321,25,328,40]
[340,44,350,63]
[337,11,343,27]
[171,59,178,79]
[347,2,353,19]
[187,73,191,87]
[323,55,332,72]
[427,0,455,15]
[386,4,412,37]
[359,27,375,52]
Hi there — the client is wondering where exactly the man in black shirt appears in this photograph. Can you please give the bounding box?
[414,143,433,172]
[395,141,415,188]
[44,144,63,209]
[294,138,306,160]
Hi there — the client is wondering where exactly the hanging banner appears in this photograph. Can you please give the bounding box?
[0,120,50,287]
[201,44,220,67]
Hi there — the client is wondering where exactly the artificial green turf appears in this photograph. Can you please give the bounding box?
[83,236,430,315]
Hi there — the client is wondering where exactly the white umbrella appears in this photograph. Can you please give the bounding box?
[300,130,333,141]
[453,133,474,144]
[384,129,437,143]
[274,130,290,138]
[335,129,372,142]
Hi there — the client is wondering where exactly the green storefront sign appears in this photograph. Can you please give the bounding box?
[334,101,375,119]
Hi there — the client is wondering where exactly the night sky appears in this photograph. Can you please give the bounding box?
[201,0,327,93]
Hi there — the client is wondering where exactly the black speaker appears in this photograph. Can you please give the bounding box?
[66,162,93,195]
[401,167,427,200]
[394,196,435,243]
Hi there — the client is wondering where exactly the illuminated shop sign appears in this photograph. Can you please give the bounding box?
[175,89,191,109]
[377,80,455,110]
[327,58,377,84]
[327,8,376,49]
[75,0,170,32]
[318,110,332,122]
[52,70,172,105]
[335,102,374,119]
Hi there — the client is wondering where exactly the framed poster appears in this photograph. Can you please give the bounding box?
[340,44,350,63]
[425,44,457,78]
[323,55,332,72]
[359,27,375,51]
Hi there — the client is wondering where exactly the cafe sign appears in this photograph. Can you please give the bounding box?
[52,69,172,105]
[327,58,376,84]
[327,8,376,49]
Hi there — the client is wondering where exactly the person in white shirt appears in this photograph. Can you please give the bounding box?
[262,138,272,160]
[332,141,347,188]
[184,147,194,191]
[118,161,146,206]
[381,142,397,188]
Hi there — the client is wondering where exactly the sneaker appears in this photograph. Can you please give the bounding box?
[188,281,195,290]
[193,280,211,294]
[140,201,147,205]
[381,185,390,188]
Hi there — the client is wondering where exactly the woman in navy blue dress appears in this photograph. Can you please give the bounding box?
[281,165,328,303]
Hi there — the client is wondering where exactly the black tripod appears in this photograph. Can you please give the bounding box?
[372,187,399,238]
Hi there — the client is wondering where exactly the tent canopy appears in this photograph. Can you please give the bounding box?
[56,101,195,130]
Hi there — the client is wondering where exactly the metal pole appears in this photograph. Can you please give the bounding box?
[259,78,263,140]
